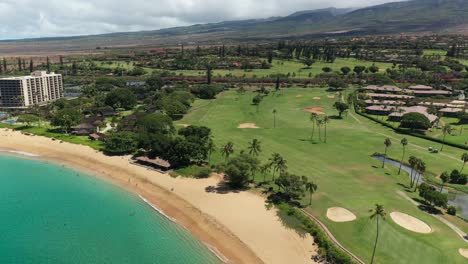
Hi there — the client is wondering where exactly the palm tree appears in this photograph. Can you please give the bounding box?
[207,138,216,164]
[248,139,261,157]
[310,113,318,141]
[440,124,453,152]
[221,142,234,162]
[413,160,426,192]
[317,119,324,142]
[369,204,386,264]
[440,171,450,193]
[269,153,287,181]
[461,153,468,173]
[382,138,392,168]
[272,109,277,128]
[260,163,272,183]
[305,181,318,206]
[398,138,408,175]
[323,116,330,143]
[408,156,418,187]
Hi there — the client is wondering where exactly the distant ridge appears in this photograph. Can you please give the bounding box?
[0,0,467,50]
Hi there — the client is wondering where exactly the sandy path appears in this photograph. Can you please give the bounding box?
[0,129,317,264]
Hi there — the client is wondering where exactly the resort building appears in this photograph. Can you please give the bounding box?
[0,71,64,108]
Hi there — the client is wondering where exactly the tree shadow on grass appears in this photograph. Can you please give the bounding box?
[397,182,411,189]
[417,204,443,215]
[204,180,250,194]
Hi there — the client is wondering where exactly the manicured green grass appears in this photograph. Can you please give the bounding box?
[170,58,393,79]
[94,58,393,79]
[177,88,467,264]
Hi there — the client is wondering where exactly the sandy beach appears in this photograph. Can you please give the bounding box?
[0,128,317,264]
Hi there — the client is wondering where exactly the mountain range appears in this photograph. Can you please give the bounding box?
[1,0,467,54]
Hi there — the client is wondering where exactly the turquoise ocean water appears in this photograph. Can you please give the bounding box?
[0,155,221,264]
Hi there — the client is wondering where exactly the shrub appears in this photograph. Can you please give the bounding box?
[447,206,457,216]
[196,167,212,178]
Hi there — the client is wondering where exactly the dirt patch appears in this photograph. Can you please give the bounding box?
[326,207,357,222]
[390,212,432,234]
[327,95,335,99]
[238,123,259,129]
[459,248,468,259]
[296,95,303,98]
[313,97,321,100]
[177,124,191,127]
[304,107,326,115]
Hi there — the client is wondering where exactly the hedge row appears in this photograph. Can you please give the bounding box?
[355,110,468,151]
[278,204,355,264]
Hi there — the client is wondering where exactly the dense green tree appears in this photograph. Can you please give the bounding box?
[104,131,138,154]
[400,112,431,130]
[51,108,82,134]
[275,173,308,200]
[224,153,259,188]
[340,66,351,75]
[333,102,349,118]
[105,88,137,110]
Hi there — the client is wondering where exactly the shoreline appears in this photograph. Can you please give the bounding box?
[0,128,317,264]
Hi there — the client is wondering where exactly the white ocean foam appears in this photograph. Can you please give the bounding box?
[138,194,229,263]
[0,149,39,157]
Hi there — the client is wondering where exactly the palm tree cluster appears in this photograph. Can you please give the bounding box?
[408,156,426,191]
[310,113,330,143]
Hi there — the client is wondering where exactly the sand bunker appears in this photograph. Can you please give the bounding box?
[177,124,191,127]
[459,249,468,259]
[313,97,321,100]
[238,123,259,129]
[304,107,325,115]
[390,212,432,234]
[326,207,357,222]
[327,95,335,99]
[296,95,303,98]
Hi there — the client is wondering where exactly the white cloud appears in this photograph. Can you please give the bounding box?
[0,0,404,39]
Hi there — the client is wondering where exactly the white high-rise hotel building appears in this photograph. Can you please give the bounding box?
[0,71,64,108]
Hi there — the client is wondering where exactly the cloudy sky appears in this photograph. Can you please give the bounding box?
[0,0,404,40]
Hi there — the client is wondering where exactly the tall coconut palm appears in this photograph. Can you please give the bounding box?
[272,109,277,128]
[248,139,262,157]
[408,156,418,187]
[440,124,453,152]
[382,138,392,168]
[323,116,330,143]
[310,113,318,141]
[260,163,272,183]
[207,137,216,164]
[305,181,318,206]
[398,138,408,175]
[369,204,386,264]
[440,171,450,193]
[413,160,426,192]
[221,142,234,162]
[460,153,468,173]
[317,118,324,142]
[269,153,282,181]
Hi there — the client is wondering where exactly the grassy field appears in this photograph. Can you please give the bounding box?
[176,88,468,264]
[95,58,394,78]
